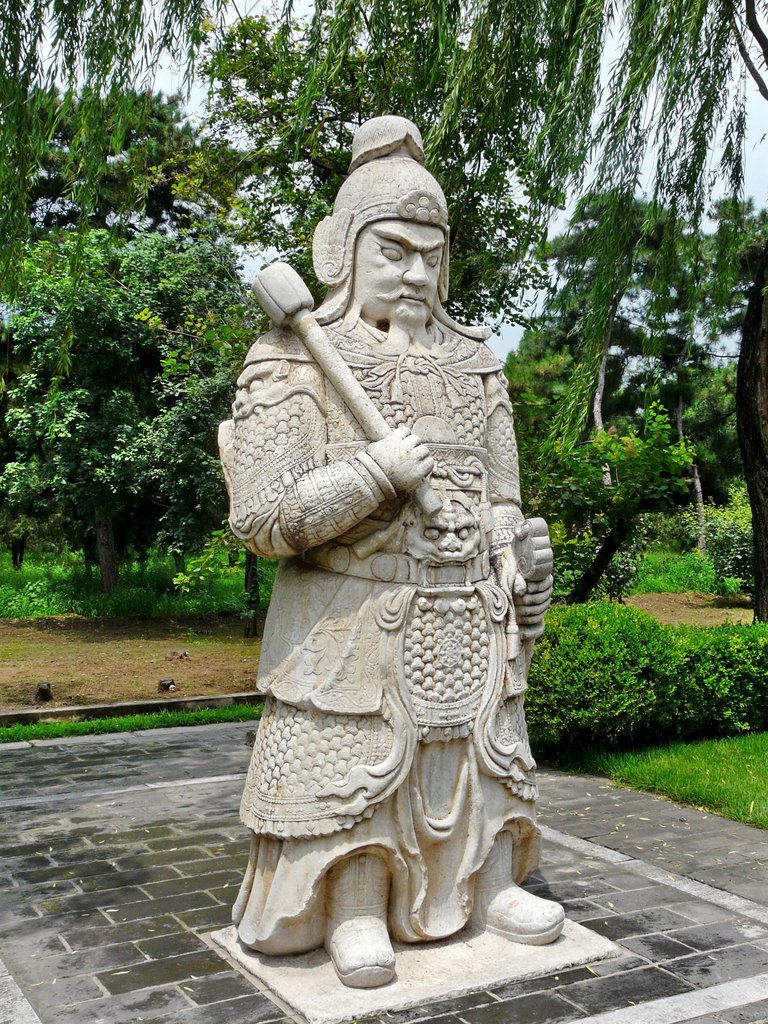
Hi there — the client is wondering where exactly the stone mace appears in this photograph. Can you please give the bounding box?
[252,261,443,518]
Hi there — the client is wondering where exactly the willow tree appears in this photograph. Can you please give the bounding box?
[0,0,225,291]
[4,0,768,616]
[292,0,768,619]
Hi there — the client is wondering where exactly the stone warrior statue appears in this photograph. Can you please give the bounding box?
[218,115,564,989]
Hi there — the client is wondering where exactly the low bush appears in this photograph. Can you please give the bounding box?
[527,602,768,753]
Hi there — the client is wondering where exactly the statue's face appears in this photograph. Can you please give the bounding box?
[352,219,444,332]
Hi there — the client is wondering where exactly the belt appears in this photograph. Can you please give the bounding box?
[304,545,491,586]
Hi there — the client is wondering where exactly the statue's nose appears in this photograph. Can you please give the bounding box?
[403,253,429,285]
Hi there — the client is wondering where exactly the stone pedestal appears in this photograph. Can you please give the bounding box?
[209,921,622,1024]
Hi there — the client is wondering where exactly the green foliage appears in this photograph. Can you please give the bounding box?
[294,1,765,444]
[557,732,768,829]
[524,404,693,602]
[552,405,692,531]
[0,0,227,290]
[527,603,768,752]
[1,229,249,575]
[633,550,716,594]
[690,484,754,595]
[0,551,245,618]
[27,90,215,237]
[553,531,640,601]
[0,702,262,745]
[201,13,547,325]
[527,604,669,748]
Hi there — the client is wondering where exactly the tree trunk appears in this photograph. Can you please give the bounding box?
[690,462,706,554]
[736,238,768,622]
[243,551,261,639]
[676,390,706,553]
[11,536,25,570]
[94,508,119,596]
[594,293,621,487]
[565,517,631,605]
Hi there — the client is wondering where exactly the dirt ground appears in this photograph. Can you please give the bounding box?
[626,591,754,626]
[0,614,262,712]
[0,593,755,712]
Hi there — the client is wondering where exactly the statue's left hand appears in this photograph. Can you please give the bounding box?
[512,574,553,641]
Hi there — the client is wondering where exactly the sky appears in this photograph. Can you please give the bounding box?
[156,19,768,362]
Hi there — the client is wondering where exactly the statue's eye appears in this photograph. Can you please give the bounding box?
[426,253,440,268]
[424,527,441,540]
[381,246,402,261]
[458,527,470,540]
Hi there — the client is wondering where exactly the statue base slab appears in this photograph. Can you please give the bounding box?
[208,920,622,1024]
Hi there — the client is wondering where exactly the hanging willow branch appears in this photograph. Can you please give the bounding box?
[0,0,226,293]
[295,0,765,449]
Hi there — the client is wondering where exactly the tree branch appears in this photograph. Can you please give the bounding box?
[731,11,768,101]
[746,0,768,69]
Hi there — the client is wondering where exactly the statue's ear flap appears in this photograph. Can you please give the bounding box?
[438,239,449,302]
[313,209,355,286]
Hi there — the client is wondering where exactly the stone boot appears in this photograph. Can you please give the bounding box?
[325,852,396,988]
[471,831,565,945]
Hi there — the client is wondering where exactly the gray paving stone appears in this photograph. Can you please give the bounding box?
[488,965,596,1001]
[35,885,148,915]
[153,995,294,1024]
[57,914,183,951]
[105,890,219,923]
[578,907,694,941]
[136,930,211,958]
[720,998,768,1023]
[140,869,241,899]
[619,931,699,961]
[178,969,261,1004]
[52,983,193,1024]
[18,941,149,979]
[661,943,768,988]
[77,865,180,891]
[664,920,768,951]
[588,884,696,914]
[460,991,582,1024]
[377,990,499,1024]
[662,900,738,925]
[556,964,693,1014]
[96,948,228,994]
[16,973,105,1016]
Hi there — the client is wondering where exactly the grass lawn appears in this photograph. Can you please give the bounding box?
[0,702,263,744]
[565,732,768,829]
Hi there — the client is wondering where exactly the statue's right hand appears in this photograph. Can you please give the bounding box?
[367,426,434,494]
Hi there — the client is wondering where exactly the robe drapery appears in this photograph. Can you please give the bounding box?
[221,318,541,951]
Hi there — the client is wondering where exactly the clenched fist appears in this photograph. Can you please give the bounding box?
[367,426,434,495]
[513,575,554,641]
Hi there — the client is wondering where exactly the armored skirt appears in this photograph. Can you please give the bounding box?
[232,559,540,952]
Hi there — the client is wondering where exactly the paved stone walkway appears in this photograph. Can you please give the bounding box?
[1,723,767,1024]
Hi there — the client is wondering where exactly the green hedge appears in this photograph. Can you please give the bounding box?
[526,603,768,752]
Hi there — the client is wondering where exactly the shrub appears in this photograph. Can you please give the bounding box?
[526,602,768,753]
[526,603,668,748]
[553,531,640,601]
[680,484,754,595]
[633,550,716,594]
[702,485,753,595]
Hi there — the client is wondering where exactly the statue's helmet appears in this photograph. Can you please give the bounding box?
[313,116,451,309]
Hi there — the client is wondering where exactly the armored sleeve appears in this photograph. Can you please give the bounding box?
[484,370,524,552]
[222,334,394,558]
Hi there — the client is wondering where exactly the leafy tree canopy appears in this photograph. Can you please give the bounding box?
[200,13,547,325]
[0,229,250,591]
[0,0,227,288]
